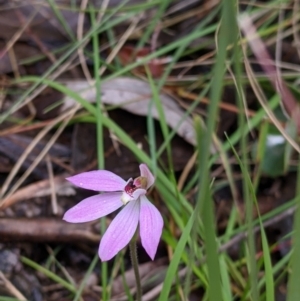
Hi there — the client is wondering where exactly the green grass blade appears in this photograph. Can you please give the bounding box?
[73,255,98,301]
[286,154,300,300]
[21,256,76,293]
[46,0,76,41]
[158,210,196,301]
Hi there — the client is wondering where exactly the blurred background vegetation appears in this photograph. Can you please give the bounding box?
[0,0,300,300]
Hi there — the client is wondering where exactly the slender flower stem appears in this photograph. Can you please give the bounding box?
[129,238,142,301]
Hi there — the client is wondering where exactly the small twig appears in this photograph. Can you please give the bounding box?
[0,174,70,210]
[151,23,161,53]
[238,13,300,134]
[99,13,143,76]
[77,0,92,83]
[8,47,20,78]
[0,104,80,202]
[96,0,111,23]
[0,271,27,301]
[177,151,197,191]
[292,0,300,59]
[46,155,58,215]
[0,218,100,243]
[0,9,38,60]
[15,7,57,63]
[1,46,78,120]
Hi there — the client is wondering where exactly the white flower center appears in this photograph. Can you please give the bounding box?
[120,177,147,204]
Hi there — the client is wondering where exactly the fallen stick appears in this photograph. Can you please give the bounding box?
[0,218,100,243]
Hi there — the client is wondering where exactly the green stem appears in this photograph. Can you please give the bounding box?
[129,239,142,301]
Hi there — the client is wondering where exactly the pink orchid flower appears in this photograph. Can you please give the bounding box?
[63,164,163,261]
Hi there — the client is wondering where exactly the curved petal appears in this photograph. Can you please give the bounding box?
[63,192,123,223]
[99,199,140,261]
[132,188,146,199]
[139,196,163,260]
[139,164,155,189]
[66,170,126,192]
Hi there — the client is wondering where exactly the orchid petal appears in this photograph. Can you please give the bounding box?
[99,199,140,261]
[139,196,163,260]
[139,164,155,189]
[132,188,147,199]
[67,170,126,191]
[63,192,123,223]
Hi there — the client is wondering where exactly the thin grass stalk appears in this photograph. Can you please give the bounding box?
[0,6,136,123]
[90,7,108,301]
[136,0,172,49]
[286,153,300,300]
[226,126,277,300]
[21,256,76,293]
[235,6,259,301]
[46,0,76,41]
[73,255,98,301]
[195,1,236,299]
[129,239,142,301]
[120,257,135,301]
[158,209,197,300]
